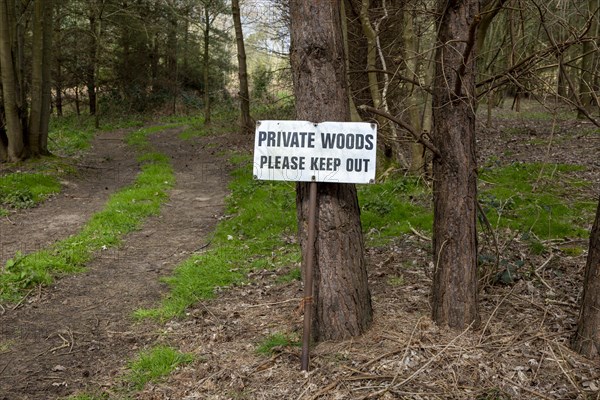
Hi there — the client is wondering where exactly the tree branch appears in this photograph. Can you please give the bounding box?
[358,105,441,158]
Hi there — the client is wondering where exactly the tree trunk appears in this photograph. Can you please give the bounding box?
[403,8,425,175]
[55,1,63,117]
[75,86,81,116]
[358,0,395,159]
[232,0,253,134]
[39,0,53,154]
[87,14,97,116]
[0,0,24,162]
[578,0,598,118]
[0,106,8,161]
[166,10,177,114]
[290,0,373,341]
[341,0,361,122]
[430,0,480,329]
[572,198,600,358]
[29,0,44,156]
[203,5,211,125]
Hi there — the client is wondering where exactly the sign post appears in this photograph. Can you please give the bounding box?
[253,120,377,371]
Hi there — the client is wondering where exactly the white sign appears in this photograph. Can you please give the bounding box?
[253,120,377,184]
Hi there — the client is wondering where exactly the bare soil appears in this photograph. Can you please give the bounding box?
[1,111,599,400]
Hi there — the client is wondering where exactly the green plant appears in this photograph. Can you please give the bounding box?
[0,173,60,209]
[387,275,405,286]
[256,332,301,355]
[479,162,594,239]
[358,176,433,245]
[127,345,193,390]
[277,267,301,283]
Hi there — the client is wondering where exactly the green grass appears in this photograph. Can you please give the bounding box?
[256,332,301,355]
[126,345,193,390]
[135,154,300,320]
[65,395,109,400]
[0,126,176,301]
[358,176,433,245]
[479,162,594,239]
[49,114,144,156]
[0,173,61,209]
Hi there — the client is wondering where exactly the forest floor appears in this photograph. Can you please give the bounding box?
[0,106,599,400]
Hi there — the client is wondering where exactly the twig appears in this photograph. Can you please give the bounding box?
[361,318,424,399]
[503,377,555,400]
[534,270,554,293]
[357,105,441,158]
[0,360,10,377]
[408,224,431,242]
[244,298,301,309]
[479,285,516,345]
[11,289,33,311]
[392,322,474,389]
[546,343,583,397]
[535,253,554,273]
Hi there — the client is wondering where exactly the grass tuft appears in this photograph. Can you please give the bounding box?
[0,173,61,209]
[479,162,594,239]
[126,345,193,390]
[358,176,433,245]
[256,332,301,355]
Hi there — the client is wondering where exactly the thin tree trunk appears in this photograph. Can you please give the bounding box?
[404,8,425,175]
[341,0,361,122]
[430,0,480,329]
[75,86,81,116]
[0,0,24,161]
[55,2,63,117]
[232,0,253,134]
[572,198,600,358]
[578,0,598,118]
[203,5,211,125]
[358,0,393,159]
[39,0,53,154]
[166,10,177,114]
[29,0,44,156]
[290,0,373,341]
[87,14,97,116]
[11,0,26,135]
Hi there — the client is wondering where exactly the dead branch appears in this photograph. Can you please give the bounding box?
[357,105,441,158]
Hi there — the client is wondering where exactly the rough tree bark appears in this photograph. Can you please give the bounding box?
[87,13,97,116]
[430,0,480,329]
[572,198,600,358]
[203,4,211,125]
[232,0,253,134]
[290,0,373,341]
[403,8,425,175]
[0,0,24,162]
[29,0,53,156]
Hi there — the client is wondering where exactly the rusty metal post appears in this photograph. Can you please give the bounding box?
[301,180,318,371]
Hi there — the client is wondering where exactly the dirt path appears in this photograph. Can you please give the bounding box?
[0,127,229,399]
